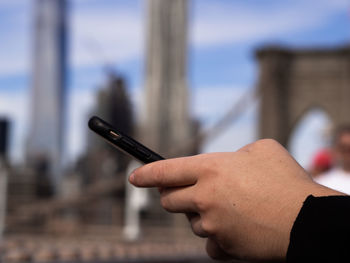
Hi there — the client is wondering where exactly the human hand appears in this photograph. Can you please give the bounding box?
[129,139,341,261]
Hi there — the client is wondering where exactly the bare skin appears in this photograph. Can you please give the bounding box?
[129,139,343,262]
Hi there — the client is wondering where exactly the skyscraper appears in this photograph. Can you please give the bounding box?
[144,0,192,157]
[27,0,67,192]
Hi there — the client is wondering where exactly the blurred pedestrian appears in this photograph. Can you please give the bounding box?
[309,149,333,177]
[315,125,350,194]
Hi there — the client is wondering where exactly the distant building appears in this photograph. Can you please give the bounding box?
[0,118,9,159]
[0,118,9,239]
[27,0,67,193]
[90,73,134,151]
[143,0,195,157]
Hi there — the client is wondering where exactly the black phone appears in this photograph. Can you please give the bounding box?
[88,116,164,164]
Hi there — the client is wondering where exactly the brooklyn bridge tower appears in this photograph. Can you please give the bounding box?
[140,0,199,227]
[143,0,196,157]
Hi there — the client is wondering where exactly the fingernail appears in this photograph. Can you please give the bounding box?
[129,173,135,184]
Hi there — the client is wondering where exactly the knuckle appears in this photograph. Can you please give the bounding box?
[193,195,209,212]
[191,224,207,238]
[150,163,165,185]
[160,195,171,211]
[201,219,216,236]
[189,216,209,238]
[196,154,219,176]
[252,138,279,150]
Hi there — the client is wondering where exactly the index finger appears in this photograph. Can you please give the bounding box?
[129,156,200,188]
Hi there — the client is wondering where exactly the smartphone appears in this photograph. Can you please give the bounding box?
[88,116,164,164]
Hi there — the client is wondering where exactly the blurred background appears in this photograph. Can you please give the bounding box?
[0,0,349,262]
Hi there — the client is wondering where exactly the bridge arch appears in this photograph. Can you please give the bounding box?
[288,107,332,168]
[256,46,350,148]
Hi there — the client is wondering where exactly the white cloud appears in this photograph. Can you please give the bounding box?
[0,38,31,76]
[0,0,31,76]
[0,0,29,8]
[190,0,349,48]
[70,4,144,68]
[1,0,348,75]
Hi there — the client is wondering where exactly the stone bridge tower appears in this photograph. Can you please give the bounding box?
[143,0,192,157]
[139,0,195,228]
[256,46,350,147]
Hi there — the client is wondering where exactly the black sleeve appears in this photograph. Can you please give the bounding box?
[287,195,350,262]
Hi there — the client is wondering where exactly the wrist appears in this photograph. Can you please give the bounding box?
[281,181,345,258]
[274,180,344,260]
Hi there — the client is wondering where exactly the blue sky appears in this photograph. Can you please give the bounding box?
[0,0,349,168]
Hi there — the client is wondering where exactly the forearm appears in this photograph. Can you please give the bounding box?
[287,193,350,262]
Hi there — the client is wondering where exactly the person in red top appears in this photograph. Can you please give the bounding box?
[315,125,350,194]
[310,149,333,177]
